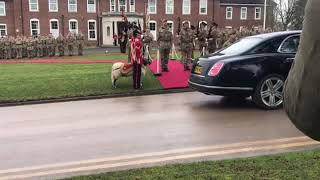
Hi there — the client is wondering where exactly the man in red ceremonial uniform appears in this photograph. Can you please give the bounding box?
[130,30,144,89]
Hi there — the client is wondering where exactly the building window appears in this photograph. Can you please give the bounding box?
[0,24,7,37]
[199,21,207,28]
[87,0,96,13]
[148,0,156,14]
[182,0,190,15]
[110,0,116,12]
[149,21,157,39]
[88,20,97,40]
[255,7,262,20]
[241,7,247,20]
[49,0,58,12]
[166,0,174,14]
[0,2,6,16]
[167,20,174,34]
[225,26,232,29]
[182,21,190,28]
[50,19,59,38]
[29,0,39,12]
[69,19,78,33]
[226,7,233,20]
[199,0,207,15]
[118,0,127,12]
[30,19,40,36]
[68,0,77,12]
[129,0,135,12]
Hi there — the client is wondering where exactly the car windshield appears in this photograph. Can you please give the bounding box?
[219,37,263,56]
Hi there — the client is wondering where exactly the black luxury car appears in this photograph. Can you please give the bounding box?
[189,31,301,110]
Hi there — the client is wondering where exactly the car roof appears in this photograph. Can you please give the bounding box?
[246,30,302,40]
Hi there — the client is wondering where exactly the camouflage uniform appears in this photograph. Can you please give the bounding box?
[57,35,65,56]
[26,38,34,58]
[15,36,23,59]
[47,35,55,57]
[198,25,208,56]
[207,26,218,54]
[157,22,172,72]
[142,29,154,64]
[42,36,48,57]
[0,38,4,59]
[76,33,84,56]
[37,36,43,57]
[10,37,16,59]
[222,34,237,48]
[4,37,11,59]
[179,24,195,71]
[67,33,75,56]
[23,37,28,58]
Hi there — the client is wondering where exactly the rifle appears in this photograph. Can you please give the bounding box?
[177,17,181,35]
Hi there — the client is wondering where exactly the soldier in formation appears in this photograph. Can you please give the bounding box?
[179,21,195,71]
[0,33,85,60]
[142,28,154,65]
[157,19,173,72]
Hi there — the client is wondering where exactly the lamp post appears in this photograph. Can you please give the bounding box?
[263,0,267,30]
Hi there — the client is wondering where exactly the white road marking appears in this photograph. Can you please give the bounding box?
[0,136,318,180]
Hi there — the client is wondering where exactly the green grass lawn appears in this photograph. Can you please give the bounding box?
[0,64,162,102]
[63,149,320,180]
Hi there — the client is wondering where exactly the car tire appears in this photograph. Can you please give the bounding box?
[253,74,285,110]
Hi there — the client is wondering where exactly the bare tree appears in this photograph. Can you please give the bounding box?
[275,0,296,30]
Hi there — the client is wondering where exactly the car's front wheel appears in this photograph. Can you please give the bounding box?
[253,74,285,110]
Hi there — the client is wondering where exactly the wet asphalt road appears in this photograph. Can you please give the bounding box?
[0,92,313,175]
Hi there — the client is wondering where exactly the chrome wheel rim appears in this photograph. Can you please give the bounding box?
[260,77,284,108]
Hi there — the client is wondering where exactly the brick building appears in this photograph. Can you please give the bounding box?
[0,0,275,46]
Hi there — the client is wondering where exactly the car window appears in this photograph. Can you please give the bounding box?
[219,37,263,56]
[249,38,284,54]
[278,35,300,53]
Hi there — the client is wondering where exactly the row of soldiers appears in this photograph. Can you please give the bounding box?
[0,32,85,60]
[157,19,274,71]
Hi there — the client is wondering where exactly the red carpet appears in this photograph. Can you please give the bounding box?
[148,60,191,89]
[0,59,127,64]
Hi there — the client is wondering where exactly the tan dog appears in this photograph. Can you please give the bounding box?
[111,62,146,88]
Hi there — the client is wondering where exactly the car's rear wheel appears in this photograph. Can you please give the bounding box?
[253,74,285,110]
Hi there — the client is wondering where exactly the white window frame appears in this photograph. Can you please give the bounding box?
[226,7,233,20]
[149,20,157,39]
[68,0,77,12]
[87,0,96,13]
[48,0,58,12]
[118,0,127,12]
[182,21,190,28]
[49,19,59,37]
[225,26,232,29]
[88,19,97,40]
[199,0,207,15]
[167,20,174,34]
[69,19,78,34]
[110,0,116,12]
[0,24,7,37]
[30,18,40,36]
[129,0,135,12]
[29,0,39,12]
[0,1,6,16]
[199,21,207,29]
[182,0,190,15]
[240,7,247,20]
[166,0,174,14]
[255,7,262,20]
[148,0,157,14]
